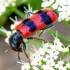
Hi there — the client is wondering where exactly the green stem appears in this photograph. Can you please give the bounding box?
[0,31,6,36]
[28,40,42,47]
[14,8,25,18]
[47,29,70,44]
[64,20,70,28]
[0,17,3,27]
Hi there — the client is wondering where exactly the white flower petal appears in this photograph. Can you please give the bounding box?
[32,66,39,70]
[66,63,70,68]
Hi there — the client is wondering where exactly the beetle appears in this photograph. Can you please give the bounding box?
[9,7,59,62]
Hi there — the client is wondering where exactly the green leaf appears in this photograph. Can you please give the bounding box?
[41,59,46,65]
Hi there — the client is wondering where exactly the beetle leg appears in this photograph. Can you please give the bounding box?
[23,50,30,63]
[38,30,45,37]
[18,52,20,60]
[22,41,30,63]
[27,37,47,43]
[39,23,53,36]
[22,41,26,50]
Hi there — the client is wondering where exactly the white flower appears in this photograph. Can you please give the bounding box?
[42,64,55,70]
[55,60,65,69]
[10,17,22,30]
[46,49,58,60]
[21,63,30,70]
[0,0,16,16]
[57,60,64,65]
[0,0,16,7]
[53,37,63,46]
[11,21,22,30]
[52,35,69,52]
[30,50,43,66]
[58,66,67,70]
[5,31,12,44]
[42,0,54,8]
[0,4,6,16]
[46,58,55,66]
[32,66,39,70]
[66,62,70,69]
[0,27,12,44]
[38,48,45,55]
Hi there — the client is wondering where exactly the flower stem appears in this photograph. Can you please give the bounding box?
[47,29,70,44]
[65,20,70,28]
[0,30,6,36]
[14,8,25,18]
[28,40,42,47]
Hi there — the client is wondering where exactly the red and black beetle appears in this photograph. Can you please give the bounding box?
[9,8,59,62]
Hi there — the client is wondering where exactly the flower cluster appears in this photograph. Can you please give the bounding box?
[41,0,70,21]
[0,27,12,44]
[0,0,16,16]
[18,36,70,70]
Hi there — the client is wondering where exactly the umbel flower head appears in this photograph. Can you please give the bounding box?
[18,34,70,70]
[0,0,16,16]
[41,0,70,21]
[0,27,12,44]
